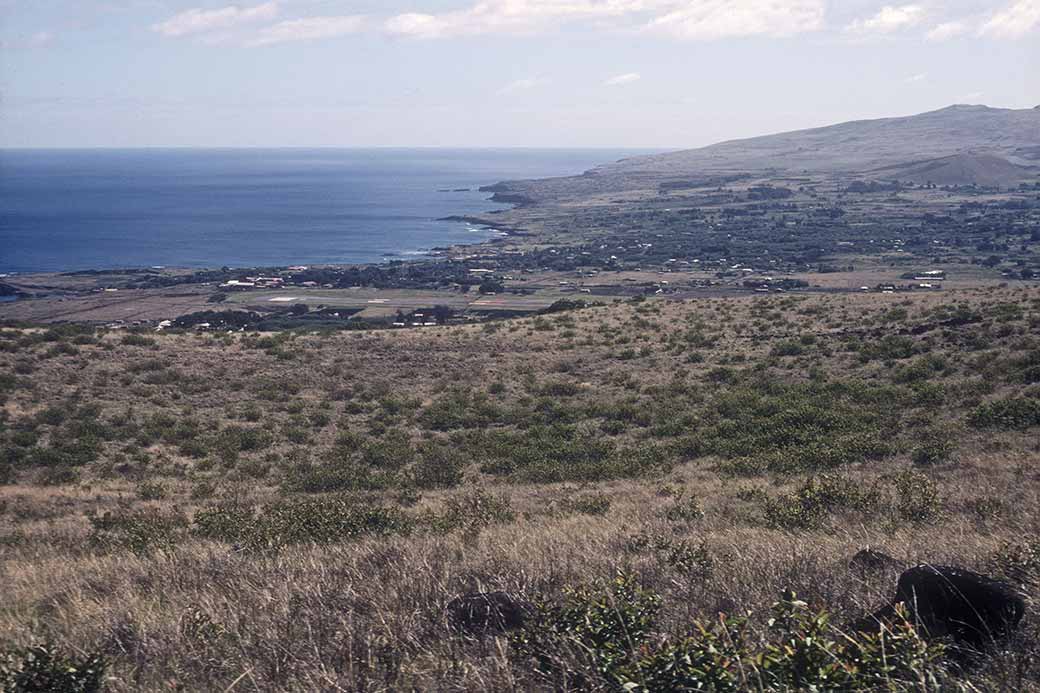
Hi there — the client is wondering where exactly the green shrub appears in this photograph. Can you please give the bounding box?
[194,498,411,549]
[857,335,918,361]
[136,481,167,501]
[24,435,102,470]
[698,380,898,475]
[121,333,156,348]
[0,643,106,693]
[893,470,942,523]
[968,396,1040,430]
[281,456,376,494]
[88,509,187,554]
[990,539,1040,586]
[771,340,805,357]
[539,380,582,397]
[663,492,704,522]
[560,493,612,516]
[892,355,947,384]
[764,474,880,530]
[430,488,515,534]
[34,465,80,486]
[189,480,217,500]
[662,539,714,578]
[751,596,944,692]
[510,572,660,688]
[359,431,414,470]
[513,582,946,692]
[410,443,464,489]
[420,389,501,431]
[910,429,954,466]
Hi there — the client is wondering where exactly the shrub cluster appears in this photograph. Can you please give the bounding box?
[763,474,880,530]
[0,643,106,693]
[511,574,946,691]
[194,497,411,550]
[969,396,1040,430]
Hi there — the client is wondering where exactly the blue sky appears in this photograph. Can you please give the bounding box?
[1,0,1037,147]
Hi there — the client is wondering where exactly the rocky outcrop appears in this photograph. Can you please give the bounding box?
[853,565,1025,650]
[446,591,534,634]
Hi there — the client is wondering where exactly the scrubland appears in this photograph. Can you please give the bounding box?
[1,286,1039,691]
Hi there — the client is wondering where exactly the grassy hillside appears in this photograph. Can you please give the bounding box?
[600,104,1040,175]
[1,286,1039,690]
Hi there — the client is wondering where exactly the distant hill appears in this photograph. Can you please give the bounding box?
[868,152,1037,187]
[601,104,1040,178]
[484,104,1040,203]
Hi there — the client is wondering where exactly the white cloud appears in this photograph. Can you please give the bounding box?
[498,77,545,94]
[979,0,1040,39]
[604,72,640,86]
[904,72,926,83]
[386,0,826,40]
[385,0,642,39]
[28,31,53,46]
[846,4,926,33]
[646,0,825,39]
[153,1,279,37]
[925,20,969,41]
[248,15,365,45]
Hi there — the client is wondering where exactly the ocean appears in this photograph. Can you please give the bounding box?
[0,148,652,274]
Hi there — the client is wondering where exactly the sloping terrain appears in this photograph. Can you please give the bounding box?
[1,286,1039,690]
[605,104,1040,176]
[488,105,1040,203]
[869,152,1037,186]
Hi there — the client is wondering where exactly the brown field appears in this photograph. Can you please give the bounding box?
[2,286,1039,691]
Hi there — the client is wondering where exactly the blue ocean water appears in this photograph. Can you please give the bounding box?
[0,148,652,274]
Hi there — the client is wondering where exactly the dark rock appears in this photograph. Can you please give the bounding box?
[854,565,1025,650]
[489,192,536,206]
[446,591,533,634]
[849,548,902,572]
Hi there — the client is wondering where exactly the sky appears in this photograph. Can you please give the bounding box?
[0,0,1037,148]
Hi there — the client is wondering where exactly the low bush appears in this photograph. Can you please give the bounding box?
[969,396,1040,430]
[410,442,465,489]
[0,643,107,693]
[910,429,955,466]
[663,492,705,522]
[121,333,156,348]
[88,509,188,554]
[194,497,411,549]
[512,576,946,692]
[893,470,942,523]
[560,493,612,516]
[428,488,515,535]
[990,539,1040,586]
[764,474,880,530]
[136,480,167,501]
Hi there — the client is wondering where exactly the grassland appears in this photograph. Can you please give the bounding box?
[1,285,1040,691]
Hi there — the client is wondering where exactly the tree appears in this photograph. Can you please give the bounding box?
[431,305,454,324]
[479,280,504,295]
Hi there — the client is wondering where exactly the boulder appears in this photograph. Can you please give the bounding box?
[849,548,901,572]
[446,591,533,634]
[854,565,1025,650]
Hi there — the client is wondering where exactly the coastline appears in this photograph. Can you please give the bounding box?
[0,147,649,278]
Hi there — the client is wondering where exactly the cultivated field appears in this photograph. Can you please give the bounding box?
[1,286,1039,691]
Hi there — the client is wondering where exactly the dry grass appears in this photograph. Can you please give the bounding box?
[2,286,1039,690]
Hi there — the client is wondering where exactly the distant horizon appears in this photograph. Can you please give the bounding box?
[1,102,1033,153]
[0,145,665,151]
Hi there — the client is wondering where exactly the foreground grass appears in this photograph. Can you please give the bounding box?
[1,286,1039,690]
